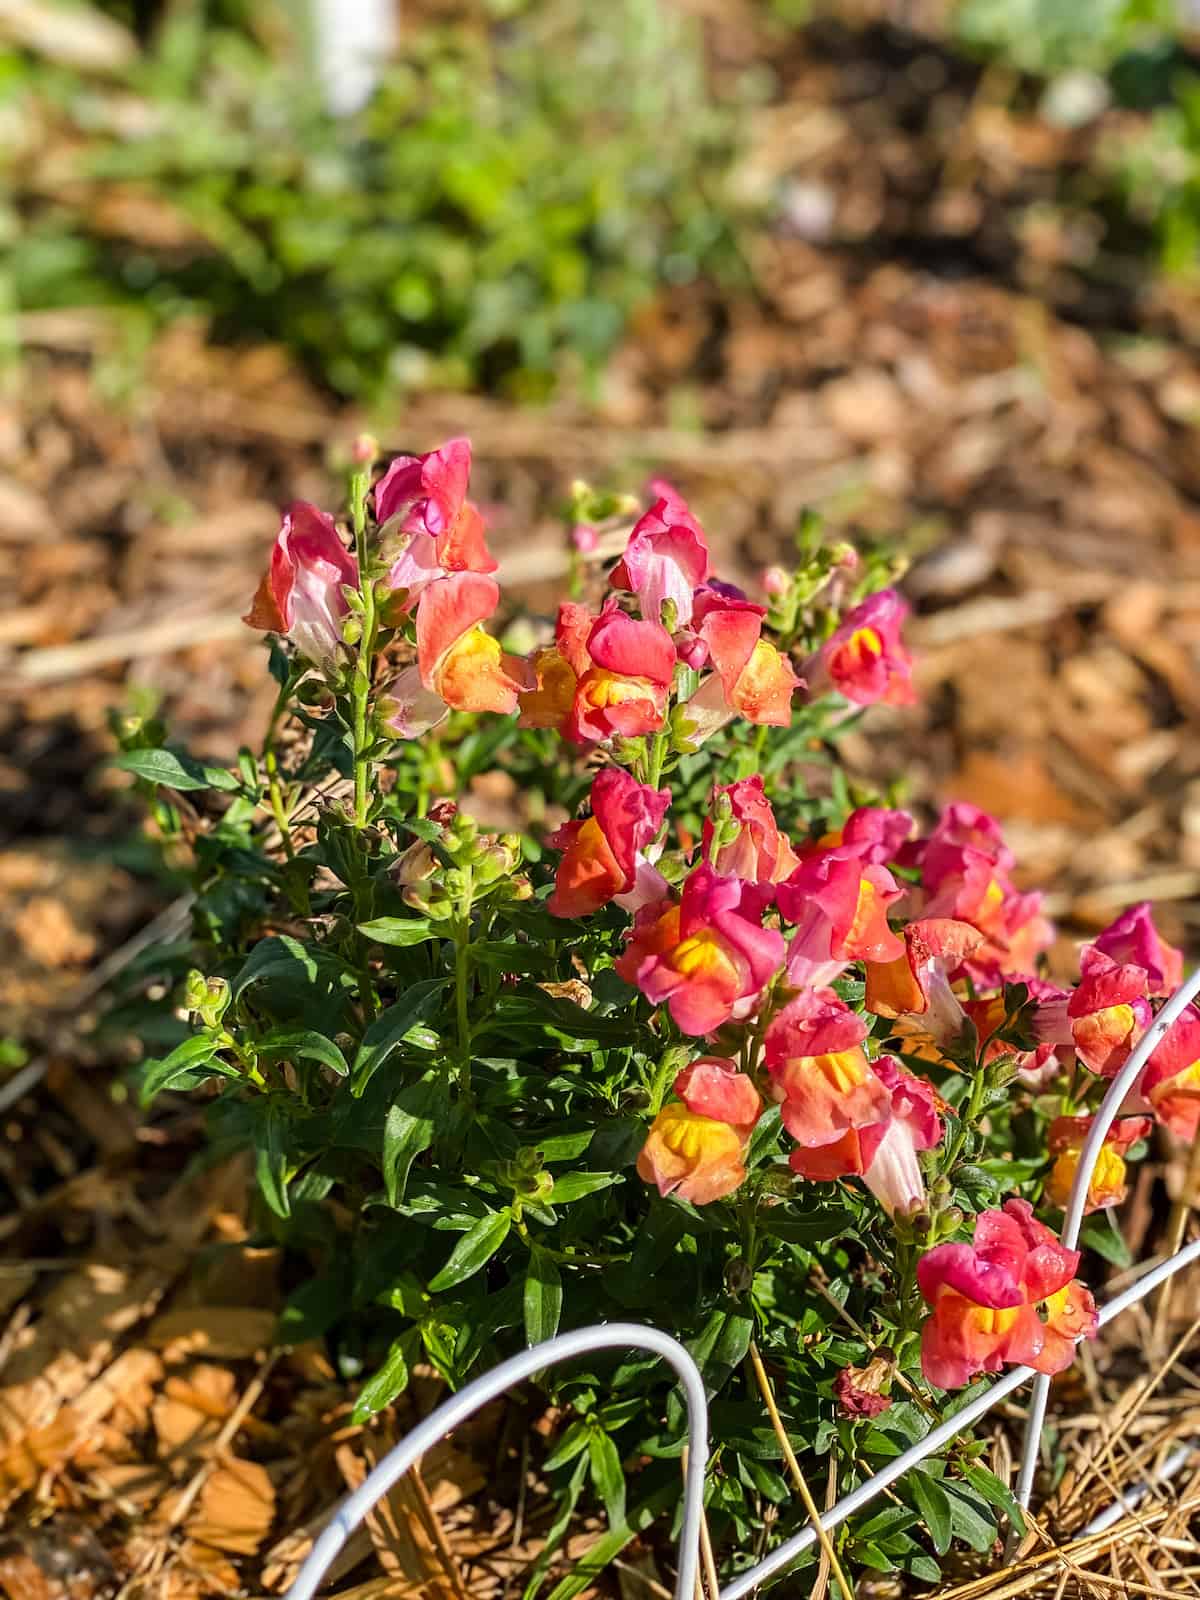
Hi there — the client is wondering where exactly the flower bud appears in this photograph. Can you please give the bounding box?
[351,432,378,466]
[762,565,790,597]
[572,523,599,554]
[185,970,231,1028]
[342,615,363,647]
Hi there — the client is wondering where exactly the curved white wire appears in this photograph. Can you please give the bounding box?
[284,1323,708,1600]
[1013,963,1200,1509]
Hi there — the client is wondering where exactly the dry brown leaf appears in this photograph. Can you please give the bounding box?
[164,1456,276,1556]
[153,1364,238,1464]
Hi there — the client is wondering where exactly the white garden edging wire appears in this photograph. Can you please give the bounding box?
[1014,961,1200,1509]
[285,970,1200,1600]
[285,1324,708,1600]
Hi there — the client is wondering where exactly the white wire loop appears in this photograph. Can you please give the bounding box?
[285,972,1200,1600]
[284,1323,708,1600]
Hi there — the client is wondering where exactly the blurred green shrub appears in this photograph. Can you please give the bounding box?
[952,0,1177,78]
[5,1,743,399]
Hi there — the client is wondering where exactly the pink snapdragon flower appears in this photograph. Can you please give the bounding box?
[701,776,800,887]
[682,589,800,740]
[547,768,670,918]
[788,1057,942,1216]
[1089,902,1183,998]
[764,989,888,1147]
[518,599,676,746]
[614,864,784,1036]
[375,437,496,602]
[864,917,984,1044]
[244,502,360,667]
[674,1056,762,1132]
[1140,1007,1200,1142]
[1067,948,1151,1078]
[776,846,904,988]
[610,487,710,627]
[815,589,915,707]
[918,1199,1098,1389]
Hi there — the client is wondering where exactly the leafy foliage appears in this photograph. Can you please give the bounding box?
[6,0,742,399]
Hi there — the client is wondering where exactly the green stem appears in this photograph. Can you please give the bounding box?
[265,750,296,863]
[643,730,668,791]
[938,1058,990,1179]
[454,867,475,1093]
[349,466,377,829]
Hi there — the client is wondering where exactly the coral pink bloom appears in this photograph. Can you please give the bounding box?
[569,603,676,744]
[1140,1007,1200,1142]
[517,600,675,746]
[816,589,915,707]
[547,768,670,919]
[918,1199,1098,1389]
[919,803,1015,878]
[244,502,359,667]
[865,918,983,1044]
[701,776,800,887]
[413,572,532,716]
[610,488,710,627]
[841,807,915,865]
[920,839,1053,981]
[375,438,496,602]
[788,1057,942,1215]
[684,590,800,739]
[674,1057,762,1135]
[1068,948,1151,1078]
[777,847,904,988]
[765,989,886,1147]
[1090,902,1183,999]
[614,864,784,1036]
[516,602,594,735]
[636,1104,748,1204]
[1046,1114,1152,1213]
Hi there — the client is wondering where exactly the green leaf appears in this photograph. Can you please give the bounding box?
[255,1028,348,1077]
[908,1470,953,1555]
[351,979,448,1096]
[547,1171,621,1205]
[115,746,239,792]
[962,1464,1027,1536]
[540,1480,676,1600]
[543,1419,591,1473]
[944,1483,1000,1552]
[482,988,637,1045]
[255,1101,292,1218]
[1081,1211,1132,1268]
[382,1076,445,1206]
[428,1210,511,1292]
[587,1428,626,1527]
[233,935,340,1001]
[351,1331,416,1423]
[139,1034,224,1103]
[357,917,437,948]
[524,1245,563,1347]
